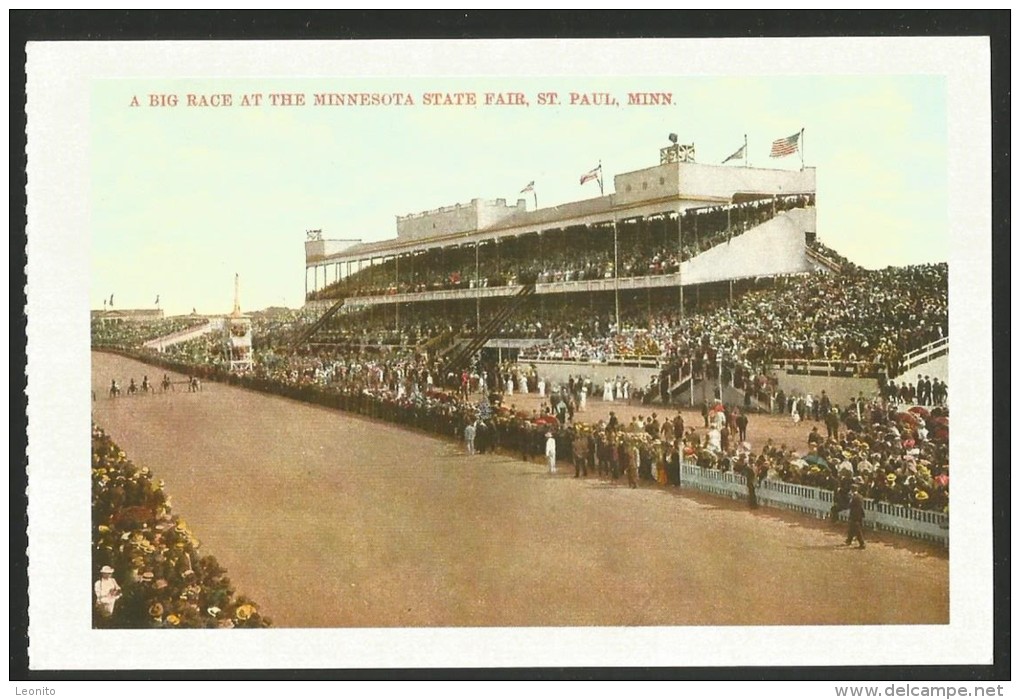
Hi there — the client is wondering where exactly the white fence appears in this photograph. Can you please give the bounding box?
[142,321,213,352]
[678,463,948,547]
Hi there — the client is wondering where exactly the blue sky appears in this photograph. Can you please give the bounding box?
[91,75,946,315]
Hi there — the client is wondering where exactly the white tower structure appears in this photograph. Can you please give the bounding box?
[226,273,253,373]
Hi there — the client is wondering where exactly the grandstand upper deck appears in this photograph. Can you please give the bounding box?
[308,195,816,305]
[304,161,816,297]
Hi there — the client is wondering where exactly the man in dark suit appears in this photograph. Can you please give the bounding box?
[736,411,749,443]
[845,485,866,549]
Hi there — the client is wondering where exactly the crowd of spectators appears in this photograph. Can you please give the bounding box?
[91,425,270,628]
[274,263,950,396]
[525,263,948,379]
[91,316,205,348]
[93,260,947,412]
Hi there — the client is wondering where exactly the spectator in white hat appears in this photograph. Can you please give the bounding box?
[94,565,122,617]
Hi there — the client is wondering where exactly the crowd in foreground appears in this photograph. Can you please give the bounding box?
[92,425,270,628]
[98,335,949,516]
[461,378,949,513]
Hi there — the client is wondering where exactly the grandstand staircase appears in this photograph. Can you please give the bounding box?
[417,328,457,356]
[669,372,694,400]
[645,365,694,405]
[891,336,949,384]
[439,284,536,376]
[805,245,843,274]
[290,296,346,349]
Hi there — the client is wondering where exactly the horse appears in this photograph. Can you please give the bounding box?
[161,375,173,393]
[109,382,121,398]
[127,380,138,396]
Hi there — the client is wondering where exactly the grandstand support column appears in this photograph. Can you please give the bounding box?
[475,242,481,333]
[718,354,724,401]
[304,266,308,301]
[677,209,684,319]
[613,218,620,331]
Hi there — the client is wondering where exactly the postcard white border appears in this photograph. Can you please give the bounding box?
[25,37,992,669]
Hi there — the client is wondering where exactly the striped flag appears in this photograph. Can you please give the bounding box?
[677,144,696,163]
[722,144,746,164]
[579,164,601,186]
[520,181,534,193]
[770,131,801,158]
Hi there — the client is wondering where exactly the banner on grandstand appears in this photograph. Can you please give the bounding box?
[770,129,802,158]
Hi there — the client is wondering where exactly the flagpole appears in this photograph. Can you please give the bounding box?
[533,190,537,210]
[744,134,748,168]
[800,128,805,171]
[598,160,604,196]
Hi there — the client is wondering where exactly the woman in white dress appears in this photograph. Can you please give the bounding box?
[538,378,546,397]
[603,378,614,401]
[579,387,587,411]
[506,376,514,396]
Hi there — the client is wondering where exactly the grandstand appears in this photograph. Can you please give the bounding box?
[286,149,949,413]
[301,155,829,373]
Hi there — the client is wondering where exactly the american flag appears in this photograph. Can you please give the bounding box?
[770,131,801,158]
[579,165,601,185]
[520,180,534,193]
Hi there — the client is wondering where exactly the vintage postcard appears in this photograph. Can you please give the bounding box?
[25,37,992,670]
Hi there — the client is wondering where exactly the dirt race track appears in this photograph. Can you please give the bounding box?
[92,352,948,628]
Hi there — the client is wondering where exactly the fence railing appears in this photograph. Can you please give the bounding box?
[142,322,212,351]
[898,337,949,374]
[678,463,948,547]
[518,353,662,368]
[771,357,883,378]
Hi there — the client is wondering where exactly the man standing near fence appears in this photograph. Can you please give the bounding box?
[464,420,476,456]
[545,431,557,474]
[845,484,866,549]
